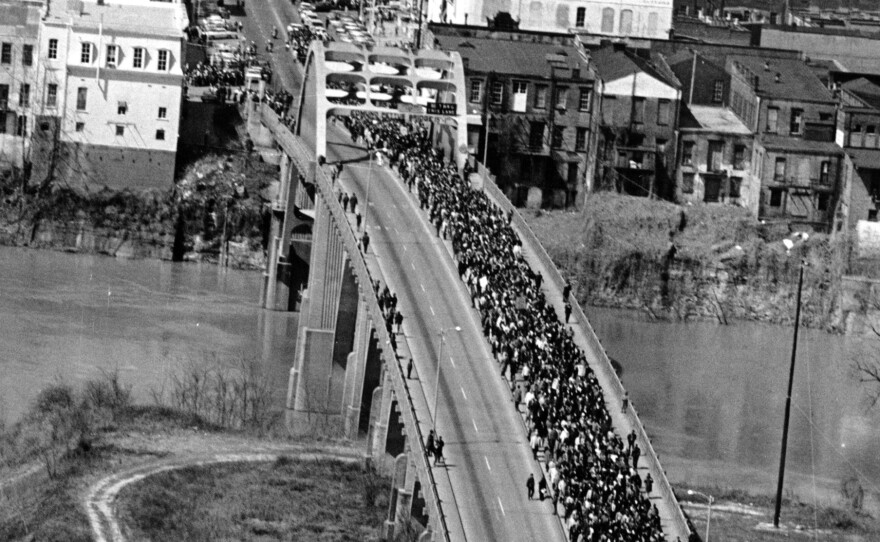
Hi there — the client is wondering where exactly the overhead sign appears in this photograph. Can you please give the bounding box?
[426,102,457,116]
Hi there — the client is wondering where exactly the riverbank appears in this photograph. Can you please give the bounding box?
[0,151,275,270]
[526,192,868,333]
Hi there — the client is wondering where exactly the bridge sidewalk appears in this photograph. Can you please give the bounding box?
[512,228,690,542]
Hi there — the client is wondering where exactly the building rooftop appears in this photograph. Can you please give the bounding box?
[589,46,680,88]
[761,134,843,154]
[728,55,835,102]
[682,105,753,134]
[0,0,42,33]
[434,34,591,79]
[45,0,188,38]
[841,77,880,110]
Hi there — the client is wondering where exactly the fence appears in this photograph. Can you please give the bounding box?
[262,104,451,541]
[477,162,691,540]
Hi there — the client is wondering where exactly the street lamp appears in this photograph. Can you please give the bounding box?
[774,260,806,528]
[432,325,461,428]
[363,148,381,231]
[687,489,714,542]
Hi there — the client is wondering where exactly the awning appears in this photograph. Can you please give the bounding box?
[467,113,482,126]
[553,150,583,162]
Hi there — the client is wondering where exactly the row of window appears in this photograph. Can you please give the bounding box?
[849,123,880,148]
[525,121,589,151]
[470,80,593,112]
[603,96,673,126]
[0,42,35,66]
[570,7,660,36]
[47,38,172,71]
[0,111,28,136]
[763,107,833,135]
[1,83,168,120]
[681,140,748,170]
[72,121,166,140]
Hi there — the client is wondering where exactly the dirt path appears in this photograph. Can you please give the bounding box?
[83,431,365,542]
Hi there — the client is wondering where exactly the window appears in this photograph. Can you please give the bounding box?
[729,177,742,198]
[819,161,830,184]
[578,88,591,112]
[0,43,10,64]
[46,83,57,107]
[16,115,26,136]
[157,50,169,71]
[158,107,167,119]
[529,121,545,149]
[535,85,548,109]
[133,47,144,69]
[48,39,58,60]
[656,138,668,155]
[633,97,645,124]
[790,108,803,135]
[0,112,6,134]
[19,84,30,107]
[817,192,830,212]
[712,80,723,102]
[707,140,723,171]
[575,127,587,151]
[619,9,633,34]
[115,125,125,136]
[75,121,85,132]
[601,7,615,33]
[117,101,127,115]
[819,112,832,122]
[647,11,659,35]
[867,125,877,148]
[23,45,33,66]
[851,123,863,147]
[156,129,165,140]
[704,176,722,203]
[766,107,779,133]
[769,188,784,207]
[555,4,570,27]
[491,81,503,106]
[681,141,694,166]
[469,80,482,103]
[657,99,670,125]
[552,125,564,148]
[81,42,92,64]
[774,157,786,181]
[76,87,87,111]
[733,144,746,169]
[575,7,586,27]
[0,84,8,109]
[555,87,568,109]
[512,80,528,112]
[106,45,117,66]
[39,121,49,132]
[682,173,695,194]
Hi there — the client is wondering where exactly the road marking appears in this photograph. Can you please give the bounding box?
[420,283,425,292]
[484,456,491,471]
[429,305,435,315]
[460,386,467,400]
[472,419,479,432]
[411,262,416,270]
[448,356,455,368]
[403,245,407,252]
[497,497,506,516]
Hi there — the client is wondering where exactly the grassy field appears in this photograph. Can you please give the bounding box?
[117,457,390,542]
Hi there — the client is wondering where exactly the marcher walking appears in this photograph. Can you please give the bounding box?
[622,391,629,413]
[361,231,370,253]
[526,473,535,500]
[434,436,445,465]
[645,473,653,494]
[564,302,572,323]
[406,357,413,379]
[538,477,547,501]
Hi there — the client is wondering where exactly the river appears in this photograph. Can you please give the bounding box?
[590,307,880,509]
[0,247,297,424]
[3,247,878,509]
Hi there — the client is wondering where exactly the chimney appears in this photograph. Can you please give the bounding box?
[753,75,759,89]
[764,61,771,71]
[775,71,781,83]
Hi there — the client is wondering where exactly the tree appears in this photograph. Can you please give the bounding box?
[854,325,880,408]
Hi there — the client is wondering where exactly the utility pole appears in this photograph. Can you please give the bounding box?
[773,261,806,528]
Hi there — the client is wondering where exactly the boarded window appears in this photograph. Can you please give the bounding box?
[601,7,615,33]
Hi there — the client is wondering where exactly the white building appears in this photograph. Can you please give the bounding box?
[36,0,188,189]
[429,0,672,40]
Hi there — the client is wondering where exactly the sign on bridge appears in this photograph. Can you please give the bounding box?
[426,102,457,116]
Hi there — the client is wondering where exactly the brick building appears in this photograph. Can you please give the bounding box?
[836,75,880,226]
[589,43,681,199]
[726,55,844,229]
[431,25,601,208]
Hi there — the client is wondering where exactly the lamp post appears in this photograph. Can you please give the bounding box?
[687,489,714,542]
[773,260,806,528]
[363,149,380,231]
[432,325,461,428]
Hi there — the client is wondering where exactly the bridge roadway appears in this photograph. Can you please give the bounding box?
[324,123,566,541]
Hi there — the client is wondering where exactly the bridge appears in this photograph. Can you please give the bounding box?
[254,41,690,542]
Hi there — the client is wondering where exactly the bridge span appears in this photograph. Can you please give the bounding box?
[253,41,690,542]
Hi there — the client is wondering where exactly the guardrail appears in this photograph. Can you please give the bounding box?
[261,104,450,541]
[476,163,691,540]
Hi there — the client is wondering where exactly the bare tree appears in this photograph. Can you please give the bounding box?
[853,325,880,407]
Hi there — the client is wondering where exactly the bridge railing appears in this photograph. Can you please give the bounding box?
[476,163,691,540]
[262,104,451,541]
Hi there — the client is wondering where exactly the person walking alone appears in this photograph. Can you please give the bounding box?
[361,231,370,253]
[526,473,535,500]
